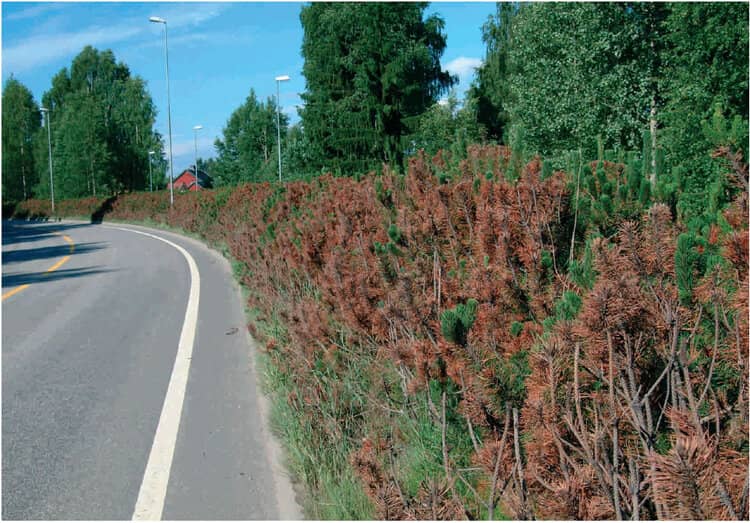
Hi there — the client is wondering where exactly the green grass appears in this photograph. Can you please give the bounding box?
[259,350,375,519]
[250,308,376,519]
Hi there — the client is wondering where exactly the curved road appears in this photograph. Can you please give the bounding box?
[2,220,300,520]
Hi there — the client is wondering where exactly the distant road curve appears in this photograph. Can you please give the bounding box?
[2,219,300,520]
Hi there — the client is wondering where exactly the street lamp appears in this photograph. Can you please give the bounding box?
[192,125,202,191]
[274,75,290,181]
[148,151,155,192]
[40,107,55,214]
[149,16,175,206]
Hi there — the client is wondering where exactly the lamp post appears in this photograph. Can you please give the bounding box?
[149,16,174,206]
[40,107,55,214]
[148,151,155,192]
[192,125,202,191]
[274,75,290,181]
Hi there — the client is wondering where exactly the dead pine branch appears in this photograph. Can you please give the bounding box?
[512,406,531,520]
[489,406,512,520]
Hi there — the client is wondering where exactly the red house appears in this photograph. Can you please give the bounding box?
[169,167,213,192]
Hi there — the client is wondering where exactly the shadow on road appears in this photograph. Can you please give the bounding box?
[2,222,112,290]
[2,221,97,246]
[3,242,107,265]
[2,266,114,288]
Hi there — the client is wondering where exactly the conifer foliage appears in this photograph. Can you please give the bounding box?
[299,2,455,174]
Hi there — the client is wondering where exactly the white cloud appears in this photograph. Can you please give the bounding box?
[134,32,211,51]
[5,3,66,21]
[168,135,218,172]
[2,4,230,74]
[158,4,229,29]
[444,56,483,81]
[3,24,143,73]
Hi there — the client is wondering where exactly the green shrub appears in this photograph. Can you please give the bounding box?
[440,299,478,346]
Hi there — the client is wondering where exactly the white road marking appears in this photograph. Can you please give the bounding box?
[106,226,201,521]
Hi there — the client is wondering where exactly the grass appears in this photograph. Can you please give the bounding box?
[224,235,377,521]
[259,349,375,519]
[246,295,375,519]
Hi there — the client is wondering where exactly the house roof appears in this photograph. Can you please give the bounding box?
[174,167,212,188]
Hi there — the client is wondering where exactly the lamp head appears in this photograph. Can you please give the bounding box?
[193,125,203,131]
[275,75,290,82]
[149,16,166,24]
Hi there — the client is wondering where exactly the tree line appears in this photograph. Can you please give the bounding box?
[215,0,747,208]
[3,2,747,206]
[2,46,163,201]
[470,1,747,223]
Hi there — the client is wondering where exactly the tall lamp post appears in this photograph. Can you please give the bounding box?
[148,151,155,192]
[274,75,290,181]
[149,16,174,206]
[192,125,202,191]
[40,107,55,214]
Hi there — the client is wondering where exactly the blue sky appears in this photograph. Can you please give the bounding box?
[2,1,496,171]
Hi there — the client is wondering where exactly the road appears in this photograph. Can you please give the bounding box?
[2,220,300,520]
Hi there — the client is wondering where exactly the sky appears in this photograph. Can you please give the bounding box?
[2,1,496,172]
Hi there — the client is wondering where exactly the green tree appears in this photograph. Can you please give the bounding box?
[35,46,161,198]
[659,2,749,222]
[500,3,650,157]
[407,91,484,158]
[109,76,159,192]
[55,91,110,197]
[283,122,321,180]
[213,89,288,186]
[468,2,518,142]
[299,2,455,174]
[2,77,41,201]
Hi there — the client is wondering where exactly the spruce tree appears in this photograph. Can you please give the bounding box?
[299,2,454,174]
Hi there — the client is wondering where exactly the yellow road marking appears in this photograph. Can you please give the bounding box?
[2,231,76,302]
[45,255,71,273]
[61,234,75,253]
[2,284,30,300]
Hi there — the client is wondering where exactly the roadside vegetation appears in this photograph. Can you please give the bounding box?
[4,2,748,520]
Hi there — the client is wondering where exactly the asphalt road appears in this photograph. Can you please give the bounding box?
[2,220,300,520]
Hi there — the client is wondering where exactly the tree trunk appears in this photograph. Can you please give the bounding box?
[21,143,27,200]
[650,98,657,188]
[569,150,582,262]
[512,407,530,519]
[648,9,659,189]
[91,156,96,197]
[263,128,269,162]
